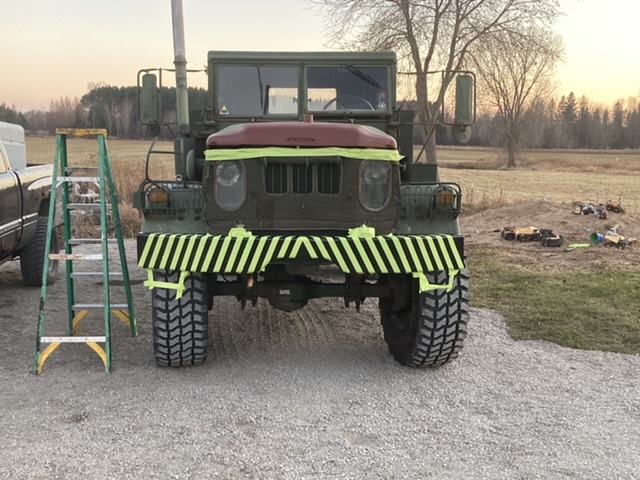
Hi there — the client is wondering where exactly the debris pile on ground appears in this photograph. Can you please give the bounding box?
[574,202,608,219]
[460,200,640,271]
[500,225,563,247]
[574,198,626,219]
[605,199,625,214]
[501,226,540,241]
[541,229,564,247]
[587,224,636,249]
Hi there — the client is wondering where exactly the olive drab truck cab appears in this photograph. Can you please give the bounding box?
[134,0,474,368]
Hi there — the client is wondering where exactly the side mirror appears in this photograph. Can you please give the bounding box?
[451,125,472,144]
[454,74,475,126]
[140,73,160,125]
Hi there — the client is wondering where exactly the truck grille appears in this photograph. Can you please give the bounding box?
[265,163,341,195]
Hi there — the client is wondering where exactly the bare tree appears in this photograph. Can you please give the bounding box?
[48,96,81,132]
[311,0,561,163]
[469,27,563,167]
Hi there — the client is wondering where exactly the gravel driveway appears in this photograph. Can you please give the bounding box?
[1,240,639,479]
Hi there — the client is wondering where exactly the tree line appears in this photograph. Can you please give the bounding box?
[0,84,207,139]
[7,2,633,166]
[2,86,639,152]
[443,92,640,151]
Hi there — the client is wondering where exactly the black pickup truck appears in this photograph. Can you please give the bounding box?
[0,121,58,286]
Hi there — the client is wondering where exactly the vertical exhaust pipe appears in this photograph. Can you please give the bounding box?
[171,0,190,135]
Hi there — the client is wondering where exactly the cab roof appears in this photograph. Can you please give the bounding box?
[207,51,396,65]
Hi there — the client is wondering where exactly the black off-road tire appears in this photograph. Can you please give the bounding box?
[379,269,470,367]
[20,216,59,287]
[152,270,209,367]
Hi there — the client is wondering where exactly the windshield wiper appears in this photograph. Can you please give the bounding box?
[346,64,383,90]
[256,65,265,114]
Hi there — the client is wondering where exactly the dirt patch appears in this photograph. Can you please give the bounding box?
[460,200,640,272]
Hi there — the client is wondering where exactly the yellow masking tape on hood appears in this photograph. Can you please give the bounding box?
[205,147,403,162]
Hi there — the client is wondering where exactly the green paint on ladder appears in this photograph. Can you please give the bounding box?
[34,130,137,374]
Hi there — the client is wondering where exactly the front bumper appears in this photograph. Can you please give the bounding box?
[137,231,465,276]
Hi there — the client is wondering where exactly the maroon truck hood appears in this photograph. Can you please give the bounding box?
[206,122,397,149]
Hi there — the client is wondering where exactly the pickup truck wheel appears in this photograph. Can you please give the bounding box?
[152,270,209,367]
[379,270,470,367]
[20,216,59,287]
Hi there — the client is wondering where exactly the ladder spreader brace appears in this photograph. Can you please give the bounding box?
[34,128,137,373]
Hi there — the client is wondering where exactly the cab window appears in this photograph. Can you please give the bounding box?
[216,65,299,117]
[306,65,390,112]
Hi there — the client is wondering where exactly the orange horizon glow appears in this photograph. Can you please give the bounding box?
[2,0,639,112]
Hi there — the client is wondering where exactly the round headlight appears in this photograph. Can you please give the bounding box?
[215,161,246,211]
[359,161,390,210]
[216,162,241,186]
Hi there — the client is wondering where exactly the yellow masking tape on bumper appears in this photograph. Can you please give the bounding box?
[412,270,459,293]
[138,232,465,292]
[144,270,191,299]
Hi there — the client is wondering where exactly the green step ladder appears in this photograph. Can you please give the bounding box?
[34,128,137,373]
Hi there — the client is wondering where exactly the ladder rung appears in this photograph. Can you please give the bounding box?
[68,238,118,245]
[57,176,100,183]
[71,272,123,278]
[67,203,112,210]
[73,303,129,310]
[40,336,106,343]
[150,149,179,155]
[50,253,103,261]
[65,166,99,173]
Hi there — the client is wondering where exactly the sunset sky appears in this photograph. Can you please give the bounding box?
[2,0,639,112]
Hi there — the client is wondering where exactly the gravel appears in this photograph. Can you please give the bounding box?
[1,240,639,479]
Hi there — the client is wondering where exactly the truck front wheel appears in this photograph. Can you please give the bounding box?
[20,216,59,287]
[151,270,209,367]
[379,270,470,367]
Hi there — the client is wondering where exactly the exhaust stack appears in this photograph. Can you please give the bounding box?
[171,0,190,135]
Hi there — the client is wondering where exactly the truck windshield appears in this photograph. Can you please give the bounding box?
[216,65,299,117]
[306,65,390,112]
[215,63,391,116]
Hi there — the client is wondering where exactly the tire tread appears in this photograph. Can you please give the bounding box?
[380,269,470,368]
[20,216,58,287]
[152,270,209,367]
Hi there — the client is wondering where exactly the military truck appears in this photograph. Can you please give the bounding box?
[135,0,474,368]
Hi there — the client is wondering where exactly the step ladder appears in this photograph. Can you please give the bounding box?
[34,128,137,373]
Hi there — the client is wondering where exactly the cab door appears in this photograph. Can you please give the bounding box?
[0,149,22,258]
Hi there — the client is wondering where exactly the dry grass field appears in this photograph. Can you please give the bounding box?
[437,146,640,215]
[26,136,173,236]
[26,136,640,234]
[28,138,640,213]
[23,136,640,353]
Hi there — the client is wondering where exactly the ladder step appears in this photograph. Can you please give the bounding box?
[65,166,99,173]
[73,303,129,310]
[57,176,100,184]
[70,271,123,278]
[68,238,118,245]
[50,253,103,261]
[67,203,112,210]
[40,336,106,344]
[56,128,107,137]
